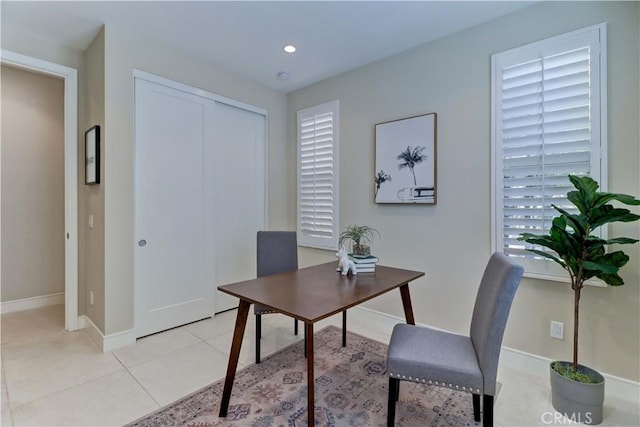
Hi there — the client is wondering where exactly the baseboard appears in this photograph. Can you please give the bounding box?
[79,315,137,353]
[0,292,64,314]
[349,305,455,334]
[350,306,639,402]
[500,346,640,403]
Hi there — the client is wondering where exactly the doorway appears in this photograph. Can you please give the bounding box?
[0,50,78,330]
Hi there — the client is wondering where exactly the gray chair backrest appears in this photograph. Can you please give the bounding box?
[257,231,298,278]
[469,252,524,395]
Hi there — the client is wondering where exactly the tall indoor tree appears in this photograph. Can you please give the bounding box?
[519,175,640,374]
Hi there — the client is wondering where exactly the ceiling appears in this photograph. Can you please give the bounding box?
[1,1,536,93]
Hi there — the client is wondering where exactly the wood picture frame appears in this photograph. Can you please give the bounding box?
[374,113,437,204]
[85,125,100,185]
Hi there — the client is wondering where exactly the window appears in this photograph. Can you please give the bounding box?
[297,100,339,250]
[491,24,607,280]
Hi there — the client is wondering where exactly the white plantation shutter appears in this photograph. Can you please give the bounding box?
[297,101,339,250]
[491,24,606,280]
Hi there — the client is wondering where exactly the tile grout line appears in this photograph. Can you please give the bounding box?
[112,326,219,370]
[119,361,162,412]
[7,365,126,415]
[1,359,15,427]
[3,329,124,414]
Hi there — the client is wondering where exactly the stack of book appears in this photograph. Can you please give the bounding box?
[349,254,379,274]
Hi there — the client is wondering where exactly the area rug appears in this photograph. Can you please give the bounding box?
[127,326,480,426]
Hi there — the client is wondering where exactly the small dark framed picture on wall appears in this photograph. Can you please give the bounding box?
[85,125,100,185]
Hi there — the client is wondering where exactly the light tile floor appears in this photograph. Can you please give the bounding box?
[1,305,638,426]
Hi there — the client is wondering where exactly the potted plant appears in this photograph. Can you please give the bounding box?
[519,175,639,424]
[339,225,380,256]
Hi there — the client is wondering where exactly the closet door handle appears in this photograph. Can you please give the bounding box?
[138,239,147,247]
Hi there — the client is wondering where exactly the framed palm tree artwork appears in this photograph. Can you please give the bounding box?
[375,113,437,204]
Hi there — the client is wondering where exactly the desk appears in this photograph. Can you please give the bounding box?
[217,261,424,426]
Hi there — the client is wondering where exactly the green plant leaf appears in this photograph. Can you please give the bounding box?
[552,205,586,235]
[551,361,600,383]
[569,175,599,212]
[590,206,640,229]
[586,235,606,246]
[567,190,587,214]
[583,252,630,285]
[338,225,379,248]
[526,249,567,268]
[606,237,640,245]
[593,192,640,208]
[569,174,599,192]
[594,272,625,286]
[582,260,618,274]
[612,194,640,205]
[585,240,606,261]
[519,233,567,256]
[599,251,630,268]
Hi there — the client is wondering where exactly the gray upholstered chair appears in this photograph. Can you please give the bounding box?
[386,252,523,426]
[255,231,348,364]
[255,231,299,364]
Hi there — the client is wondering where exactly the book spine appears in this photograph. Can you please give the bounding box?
[349,254,379,261]
[349,258,379,264]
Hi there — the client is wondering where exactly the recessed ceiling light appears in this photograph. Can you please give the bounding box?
[277,71,292,81]
[283,44,296,54]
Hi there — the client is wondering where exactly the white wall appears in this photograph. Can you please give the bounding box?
[288,1,639,381]
[100,25,289,335]
[83,28,106,331]
[1,65,65,301]
[1,24,84,72]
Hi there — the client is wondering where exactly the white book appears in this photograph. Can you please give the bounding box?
[349,255,379,265]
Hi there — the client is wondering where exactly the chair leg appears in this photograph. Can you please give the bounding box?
[483,394,494,426]
[472,393,481,422]
[255,314,261,364]
[294,318,298,335]
[387,377,399,427]
[395,381,400,402]
[342,310,347,347]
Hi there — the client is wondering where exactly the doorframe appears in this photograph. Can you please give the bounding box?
[1,50,79,330]
[133,69,268,116]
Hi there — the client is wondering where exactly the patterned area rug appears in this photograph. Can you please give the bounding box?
[128,326,480,426]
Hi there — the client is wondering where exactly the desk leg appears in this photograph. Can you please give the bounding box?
[399,284,415,325]
[219,299,250,418]
[306,322,314,426]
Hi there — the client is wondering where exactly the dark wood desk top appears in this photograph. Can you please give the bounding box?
[218,261,424,322]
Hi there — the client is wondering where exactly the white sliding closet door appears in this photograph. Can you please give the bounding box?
[134,75,266,337]
[213,102,266,313]
[134,79,215,337]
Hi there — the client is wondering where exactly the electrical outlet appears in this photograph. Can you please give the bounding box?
[89,291,94,306]
[550,321,564,339]
[89,215,94,229]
